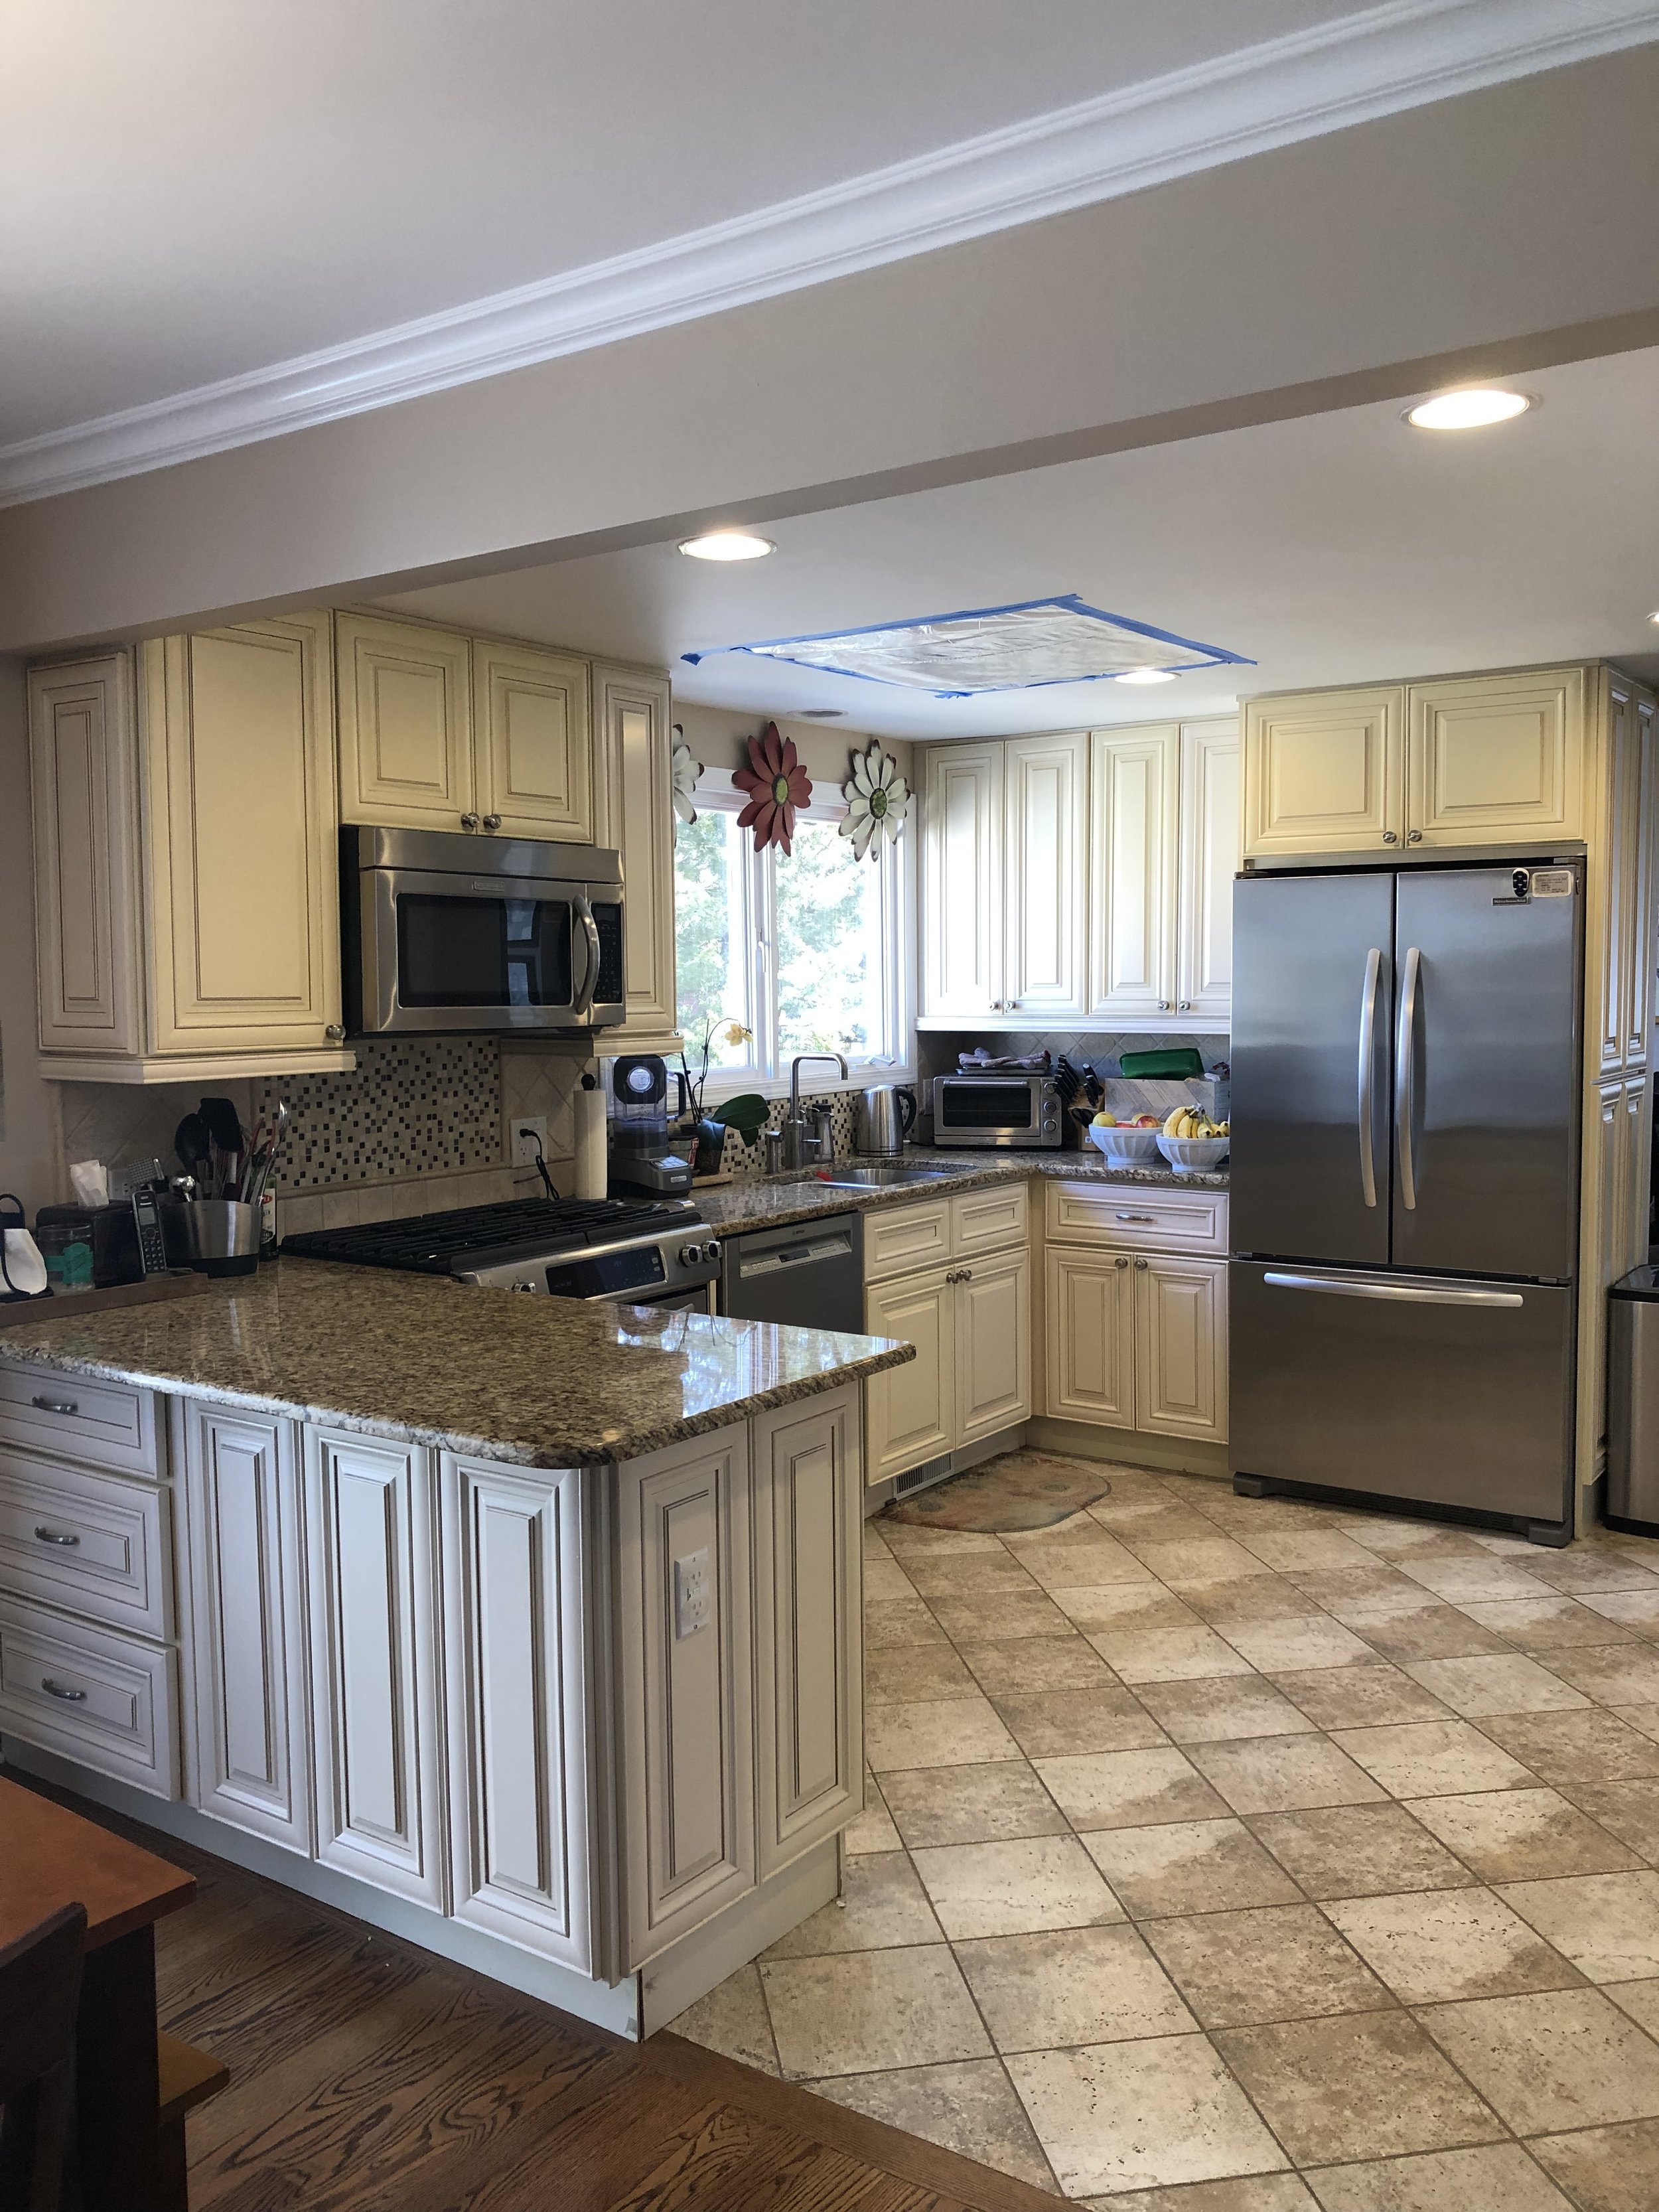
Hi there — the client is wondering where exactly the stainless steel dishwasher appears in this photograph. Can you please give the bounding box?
[719,1213,866,1331]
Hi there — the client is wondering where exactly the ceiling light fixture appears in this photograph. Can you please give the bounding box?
[1116,667,1178,685]
[1404,388,1534,431]
[1649,611,1659,626]
[678,530,775,561]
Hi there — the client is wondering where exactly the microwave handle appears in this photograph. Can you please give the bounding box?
[573,894,602,1018]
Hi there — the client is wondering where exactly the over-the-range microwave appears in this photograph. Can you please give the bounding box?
[932,1072,1063,1148]
[342,825,626,1037]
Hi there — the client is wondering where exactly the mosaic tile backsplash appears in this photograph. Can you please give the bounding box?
[253,1040,501,1191]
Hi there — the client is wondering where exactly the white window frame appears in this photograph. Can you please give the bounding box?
[677,771,915,1104]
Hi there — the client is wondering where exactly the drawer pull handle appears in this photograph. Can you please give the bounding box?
[33,1526,80,1548]
[30,1396,79,1417]
[1114,1213,1155,1222]
[40,1678,87,1703]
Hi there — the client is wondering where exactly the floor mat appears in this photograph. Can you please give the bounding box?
[882,1447,1112,1533]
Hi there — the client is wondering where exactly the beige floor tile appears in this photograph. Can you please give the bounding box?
[929,1589,1075,1643]
[1522,1551,1659,1596]
[1324,1886,1580,2004]
[1133,1675,1317,1745]
[1008,2034,1289,2196]
[1530,2120,1659,2212]
[1058,1583,1204,1632]
[806,2057,1056,2191]
[1082,1818,1303,1919]
[957,1921,1195,2052]
[1303,2142,1575,2211]
[1183,1576,1333,1627]
[1080,2172,1321,2212]
[1035,1745,1230,1830]
[1542,1644,1659,1707]
[1331,1720,1536,1798]
[1457,1595,1637,1651]
[865,1595,952,1651]
[842,1781,903,1856]
[865,1695,1021,1771]
[762,1945,992,2079]
[1273,1666,1453,1732]
[1088,1502,1225,1542]
[1189,1733,1389,1814]
[879,1524,1006,1554]
[901,1550,1039,1595]
[1003,1507,1125,1546]
[1090,1625,1257,1684]
[1250,1803,1477,1901]
[912,1834,1123,1939]
[1580,1587,1659,1635]
[1612,1703,1659,1744]
[1126,1536,1275,1586]
[862,1556,916,1601]
[1240,1530,1386,1573]
[1407,1787,1644,1881]
[1608,1980,1659,2036]
[879,1761,1068,1848]
[863,1522,892,1558]
[1402,1654,1592,1718]
[1477,1709,1659,1785]
[1398,1558,1557,1604]
[666,1960,780,2073]
[1222,1617,1378,1674]
[1344,1524,1494,1559]
[1216,2010,1503,2164]
[865,1642,975,1704]
[1016,1536,1155,1589]
[764,1851,944,1958]
[1145,1902,1393,2028]
[1561,1779,1659,1861]
[1283,1567,1433,1620]
[1496,1870,1659,1982]
[993,1686,1169,1759]
[1417,1986,1659,2132]
[1348,1605,1516,1663]
[958,1633,1119,1694]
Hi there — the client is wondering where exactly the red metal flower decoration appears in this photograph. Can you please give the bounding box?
[733,721,813,855]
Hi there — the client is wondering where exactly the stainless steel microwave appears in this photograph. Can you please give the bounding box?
[932,1072,1063,1147]
[343,825,626,1037]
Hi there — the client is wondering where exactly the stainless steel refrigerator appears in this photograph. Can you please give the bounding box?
[1229,861,1581,1541]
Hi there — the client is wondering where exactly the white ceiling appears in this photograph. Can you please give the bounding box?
[382,346,1659,737]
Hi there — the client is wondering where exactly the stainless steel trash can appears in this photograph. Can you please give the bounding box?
[1608,1267,1659,1533]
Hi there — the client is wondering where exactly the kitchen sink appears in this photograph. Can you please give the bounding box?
[811,1163,961,1187]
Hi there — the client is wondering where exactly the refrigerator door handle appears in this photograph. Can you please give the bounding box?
[1262,1271,1524,1309]
[1395,944,1421,1210]
[1358,947,1383,1209]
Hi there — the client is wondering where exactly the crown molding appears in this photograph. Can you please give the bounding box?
[4,0,1655,509]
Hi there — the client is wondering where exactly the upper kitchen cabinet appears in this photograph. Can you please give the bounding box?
[336,612,474,830]
[1086,725,1174,1023]
[1175,719,1240,1024]
[920,743,1005,1018]
[593,663,678,1045]
[473,640,594,842]
[1003,733,1087,1018]
[1242,686,1405,859]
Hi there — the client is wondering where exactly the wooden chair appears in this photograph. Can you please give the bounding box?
[0,1901,88,2212]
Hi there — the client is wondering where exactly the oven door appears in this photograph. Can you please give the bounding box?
[359,867,624,1035]
[935,1078,1040,1147]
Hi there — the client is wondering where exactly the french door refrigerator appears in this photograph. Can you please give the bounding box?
[1229,861,1581,1540]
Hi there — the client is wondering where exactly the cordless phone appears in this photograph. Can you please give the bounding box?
[131,1189,167,1278]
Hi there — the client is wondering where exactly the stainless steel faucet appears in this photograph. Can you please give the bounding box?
[785,1053,848,1169]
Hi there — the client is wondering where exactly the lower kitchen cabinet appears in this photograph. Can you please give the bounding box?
[1135,1254,1227,1440]
[305,1427,445,1909]
[441,1454,593,1970]
[958,1249,1032,1444]
[179,1402,312,1854]
[1045,1248,1136,1427]
[864,1266,955,1483]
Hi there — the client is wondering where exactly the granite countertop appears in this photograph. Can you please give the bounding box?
[0,1260,912,1467]
[695,1147,1228,1238]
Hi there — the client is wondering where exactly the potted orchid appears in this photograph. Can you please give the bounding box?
[680,1019,769,1175]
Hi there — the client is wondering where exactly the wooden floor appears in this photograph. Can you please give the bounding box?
[15,1775,1057,2212]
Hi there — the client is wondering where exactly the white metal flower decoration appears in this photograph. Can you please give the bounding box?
[670,725,702,826]
[839,741,910,861]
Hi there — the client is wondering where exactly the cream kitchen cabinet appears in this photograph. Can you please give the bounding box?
[1597,673,1656,1076]
[1135,1254,1227,1440]
[864,1265,956,1484]
[1176,720,1241,1023]
[1045,1247,1136,1427]
[1003,733,1088,1017]
[593,663,678,1044]
[920,743,1005,1017]
[1242,686,1405,859]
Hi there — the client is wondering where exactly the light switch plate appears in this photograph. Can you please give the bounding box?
[673,1547,711,1639]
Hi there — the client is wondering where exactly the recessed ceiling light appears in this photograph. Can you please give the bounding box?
[678,530,775,561]
[1116,667,1178,685]
[794,708,845,718]
[1405,388,1534,430]
[1649,611,1659,626]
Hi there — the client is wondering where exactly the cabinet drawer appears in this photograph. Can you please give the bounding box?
[951,1181,1029,1258]
[1045,1180,1228,1254]
[0,1454,171,1638]
[0,1595,179,1799]
[0,1360,159,1477]
[864,1199,952,1284]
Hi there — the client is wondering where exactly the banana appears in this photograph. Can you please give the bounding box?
[1162,1106,1187,1136]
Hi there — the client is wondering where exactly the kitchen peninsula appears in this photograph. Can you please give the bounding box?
[0,1264,910,2036]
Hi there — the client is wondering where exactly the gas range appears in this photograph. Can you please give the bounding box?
[281,1195,723,1308]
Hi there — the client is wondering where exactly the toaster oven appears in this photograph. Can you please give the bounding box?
[932,1073,1063,1148]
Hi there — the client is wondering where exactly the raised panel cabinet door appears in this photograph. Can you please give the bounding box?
[1242,688,1405,857]
[305,1428,444,1909]
[180,1403,311,1854]
[1621,1075,1650,1285]
[441,1455,592,1970]
[336,611,474,828]
[1176,721,1240,1024]
[1624,692,1656,1066]
[614,1427,755,1967]
[593,664,677,1042]
[863,1268,955,1482]
[474,641,594,842]
[1134,1256,1227,1441]
[1087,725,1176,1021]
[29,654,143,1053]
[921,744,1003,1016]
[956,1248,1031,1444]
[139,616,342,1050]
[1004,732,1086,1016]
[1407,666,1585,847]
[1596,675,1639,1075]
[1043,1248,1135,1428]
[752,1388,863,1878]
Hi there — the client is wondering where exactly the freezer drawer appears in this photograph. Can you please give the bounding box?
[1229,1261,1573,1530]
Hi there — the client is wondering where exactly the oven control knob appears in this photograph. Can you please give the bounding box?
[512,1281,536,1293]
[678,1243,703,1266]
[703,1239,721,1263]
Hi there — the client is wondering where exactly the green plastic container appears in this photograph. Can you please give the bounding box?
[1118,1046,1205,1080]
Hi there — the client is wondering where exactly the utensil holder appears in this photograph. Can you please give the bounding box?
[184,1199,260,1277]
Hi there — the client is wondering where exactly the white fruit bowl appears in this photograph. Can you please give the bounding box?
[1088,1125,1163,1165]
[1156,1134,1230,1173]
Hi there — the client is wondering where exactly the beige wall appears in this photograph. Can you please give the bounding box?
[0,657,60,1215]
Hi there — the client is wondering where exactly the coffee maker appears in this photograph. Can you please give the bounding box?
[606,1055,695,1196]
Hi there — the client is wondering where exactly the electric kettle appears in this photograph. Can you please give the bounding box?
[854,1084,917,1157]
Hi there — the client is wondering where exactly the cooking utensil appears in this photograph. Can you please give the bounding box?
[174,1113,209,1177]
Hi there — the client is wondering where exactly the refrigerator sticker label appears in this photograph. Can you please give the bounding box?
[1530,869,1573,897]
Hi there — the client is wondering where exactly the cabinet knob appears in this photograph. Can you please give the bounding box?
[1134,1256,1149,1270]
[460,813,480,832]
[1407,830,1423,844]
[1382,830,1399,845]
[1157,1000,1171,1012]
[1116,1256,1129,1269]
[1178,1000,1192,1011]
[482,814,502,832]
[325,1024,346,1043]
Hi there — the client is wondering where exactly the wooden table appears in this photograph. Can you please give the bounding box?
[0,1776,198,2212]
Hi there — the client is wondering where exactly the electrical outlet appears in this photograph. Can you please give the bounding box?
[673,1548,711,1640]
[512,1116,548,1167]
